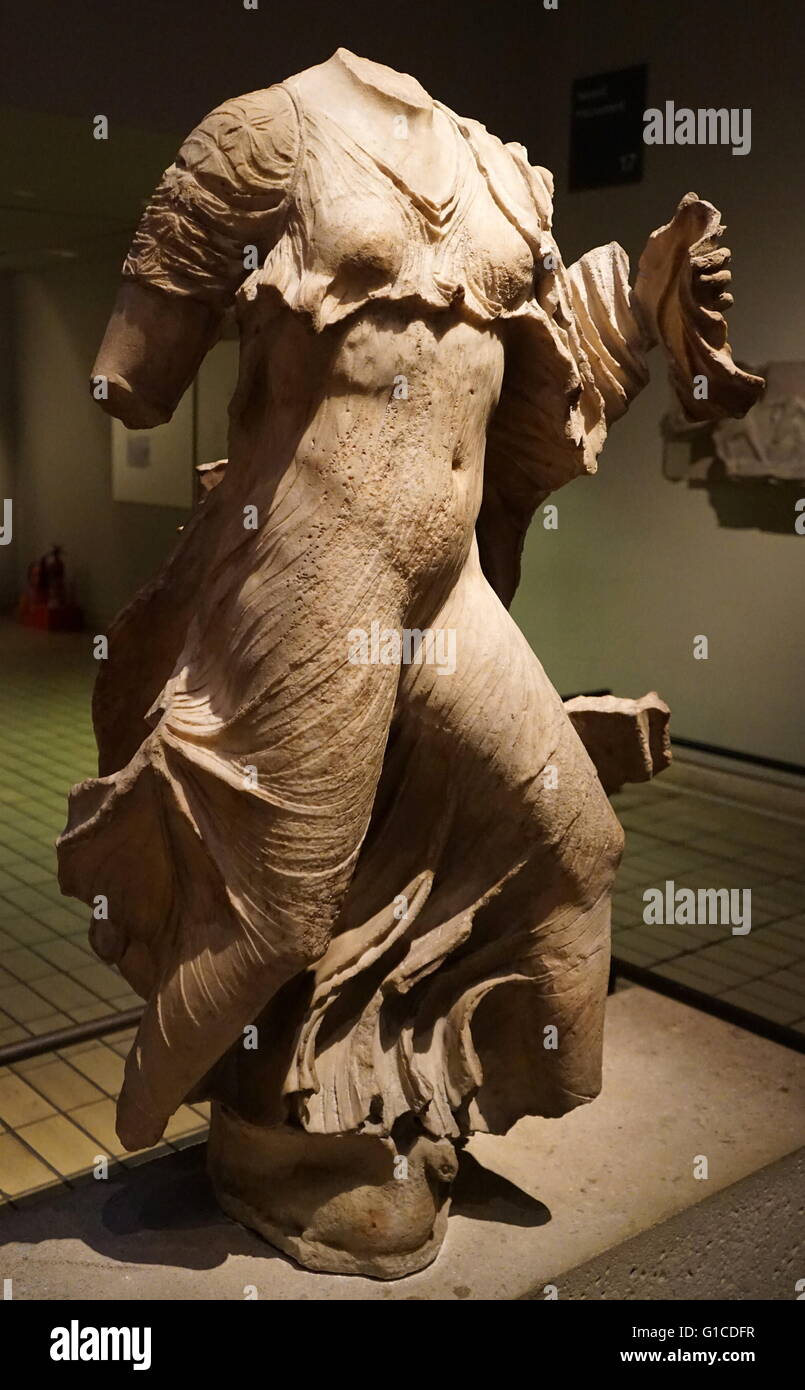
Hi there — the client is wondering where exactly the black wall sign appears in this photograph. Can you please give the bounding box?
[569,64,647,192]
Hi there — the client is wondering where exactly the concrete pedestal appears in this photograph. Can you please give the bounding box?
[2,987,803,1300]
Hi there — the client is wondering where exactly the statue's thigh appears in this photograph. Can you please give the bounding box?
[399,562,620,894]
[401,562,569,799]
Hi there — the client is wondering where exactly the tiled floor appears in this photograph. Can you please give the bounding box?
[0,622,207,1204]
[0,618,803,1205]
[0,625,143,1048]
[0,1026,209,1203]
[611,776,805,1033]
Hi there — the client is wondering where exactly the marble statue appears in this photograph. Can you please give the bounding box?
[57,49,762,1277]
[664,361,805,484]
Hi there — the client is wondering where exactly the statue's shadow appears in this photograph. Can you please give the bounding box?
[451,1148,550,1229]
[3,1141,550,1277]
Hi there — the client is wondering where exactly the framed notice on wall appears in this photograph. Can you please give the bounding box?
[110,337,239,508]
[569,64,647,192]
[111,389,194,508]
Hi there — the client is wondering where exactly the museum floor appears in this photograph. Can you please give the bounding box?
[0,618,803,1208]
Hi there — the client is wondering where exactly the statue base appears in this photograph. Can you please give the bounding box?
[207,1104,459,1278]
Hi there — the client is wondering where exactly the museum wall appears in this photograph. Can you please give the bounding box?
[507,0,805,765]
[12,260,189,628]
[0,278,16,607]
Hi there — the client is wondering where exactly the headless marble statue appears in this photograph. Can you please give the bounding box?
[57,49,763,1277]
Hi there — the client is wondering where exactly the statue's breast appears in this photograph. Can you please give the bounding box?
[251,94,539,328]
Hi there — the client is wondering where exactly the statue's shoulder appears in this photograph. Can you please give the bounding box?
[176,84,301,205]
[436,100,555,234]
